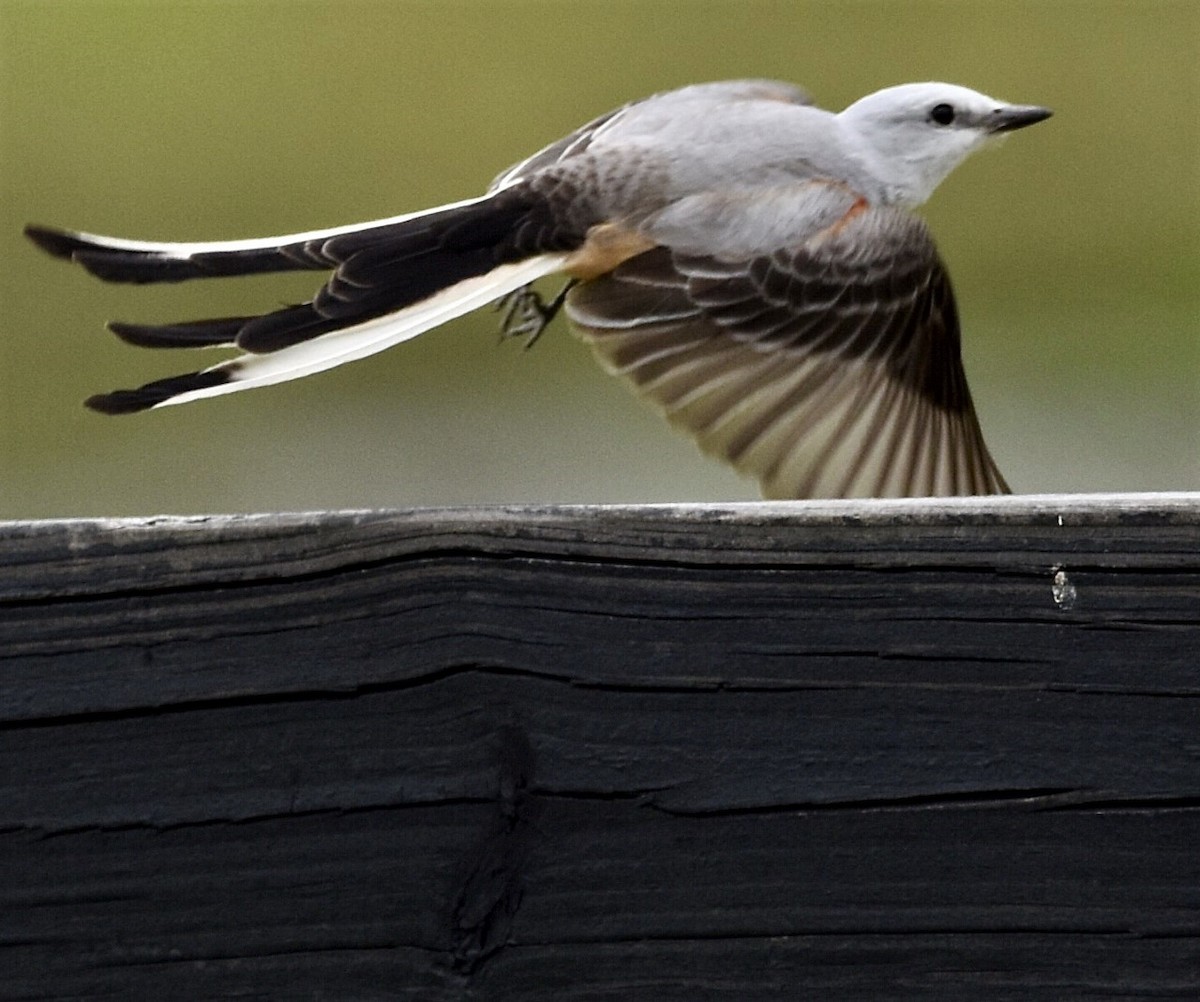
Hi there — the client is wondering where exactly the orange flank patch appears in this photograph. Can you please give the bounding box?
[565,223,658,281]
[824,195,870,238]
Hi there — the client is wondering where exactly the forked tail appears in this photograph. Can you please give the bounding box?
[26,186,581,412]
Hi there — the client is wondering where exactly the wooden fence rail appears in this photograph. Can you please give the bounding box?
[2,494,1198,999]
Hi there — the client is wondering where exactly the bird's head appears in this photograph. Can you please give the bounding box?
[838,82,1051,207]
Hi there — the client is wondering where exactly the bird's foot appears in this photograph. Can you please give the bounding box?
[497,280,576,349]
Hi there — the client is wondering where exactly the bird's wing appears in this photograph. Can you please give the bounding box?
[567,197,1009,499]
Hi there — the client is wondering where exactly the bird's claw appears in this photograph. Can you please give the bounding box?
[497,280,576,349]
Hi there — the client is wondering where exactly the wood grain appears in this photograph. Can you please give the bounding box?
[2,494,1198,998]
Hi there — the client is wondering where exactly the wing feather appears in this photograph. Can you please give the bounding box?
[568,202,1009,498]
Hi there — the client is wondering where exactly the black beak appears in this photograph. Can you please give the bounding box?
[988,104,1053,133]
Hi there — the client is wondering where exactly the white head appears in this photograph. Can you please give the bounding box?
[838,82,1051,207]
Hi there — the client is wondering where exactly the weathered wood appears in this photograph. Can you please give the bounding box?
[2,494,1198,999]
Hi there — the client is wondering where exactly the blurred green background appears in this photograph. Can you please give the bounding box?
[2,0,1196,517]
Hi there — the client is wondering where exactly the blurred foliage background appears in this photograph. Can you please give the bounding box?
[1,0,1196,517]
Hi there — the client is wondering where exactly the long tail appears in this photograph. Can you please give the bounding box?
[24,194,499,284]
[26,187,578,413]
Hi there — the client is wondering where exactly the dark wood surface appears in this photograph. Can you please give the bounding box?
[3,494,1198,999]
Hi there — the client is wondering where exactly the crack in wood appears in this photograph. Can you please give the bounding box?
[451,725,537,976]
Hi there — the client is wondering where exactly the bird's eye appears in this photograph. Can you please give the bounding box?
[930,103,956,126]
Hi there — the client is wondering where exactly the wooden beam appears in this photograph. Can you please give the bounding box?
[2,494,1198,997]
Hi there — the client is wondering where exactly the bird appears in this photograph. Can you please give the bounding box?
[25,79,1051,499]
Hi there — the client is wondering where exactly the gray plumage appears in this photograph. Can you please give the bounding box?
[25,79,1051,498]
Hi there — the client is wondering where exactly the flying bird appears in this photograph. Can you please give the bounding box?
[26,80,1051,498]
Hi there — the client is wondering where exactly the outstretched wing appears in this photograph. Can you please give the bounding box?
[567,204,1009,498]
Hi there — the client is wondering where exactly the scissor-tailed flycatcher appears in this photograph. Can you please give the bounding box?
[26,79,1050,498]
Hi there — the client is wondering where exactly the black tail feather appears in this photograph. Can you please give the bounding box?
[235,306,346,353]
[34,179,587,413]
[106,306,346,355]
[24,223,332,284]
[84,369,233,415]
[108,317,254,349]
[25,224,89,260]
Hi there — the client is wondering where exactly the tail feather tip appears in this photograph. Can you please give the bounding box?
[24,224,80,259]
[84,368,233,415]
